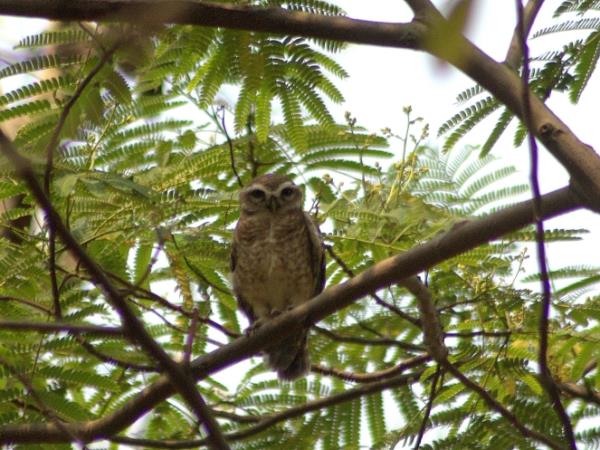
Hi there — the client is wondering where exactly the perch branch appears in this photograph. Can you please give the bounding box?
[0,170,581,443]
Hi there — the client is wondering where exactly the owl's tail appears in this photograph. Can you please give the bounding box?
[264,330,309,380]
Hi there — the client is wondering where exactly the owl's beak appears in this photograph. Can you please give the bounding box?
[267,195,280,212]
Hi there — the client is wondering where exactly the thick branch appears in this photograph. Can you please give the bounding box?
[0,184,581,443]
[0,0,425,49]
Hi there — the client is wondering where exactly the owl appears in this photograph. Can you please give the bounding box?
[231,174,325,380]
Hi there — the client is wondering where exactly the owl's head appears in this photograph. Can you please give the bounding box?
[239,174,303,214]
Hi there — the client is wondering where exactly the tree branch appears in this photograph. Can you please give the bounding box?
[413,365,441,450]
[505,0,545,69]
[43,40,120,322]
[311,354,430,383]
[110,370,424,449]
[558,382,600,406]
[516,1,576,447]
[0,1,427,48]
[314,325,425,352]
[0,179,581,444]
[408,272,565,450]
[0,320,123,336]
[326,245,421,327]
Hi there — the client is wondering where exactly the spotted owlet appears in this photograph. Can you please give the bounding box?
[231,174,325,380]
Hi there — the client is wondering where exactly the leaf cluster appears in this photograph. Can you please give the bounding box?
[0,7,598,450]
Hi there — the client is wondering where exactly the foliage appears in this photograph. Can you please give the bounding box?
[0,2,599,450]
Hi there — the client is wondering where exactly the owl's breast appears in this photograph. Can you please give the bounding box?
[233,211,315,317]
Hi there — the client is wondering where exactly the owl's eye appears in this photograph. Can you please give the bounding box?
[249,189,266,200]
[281,187,295,198]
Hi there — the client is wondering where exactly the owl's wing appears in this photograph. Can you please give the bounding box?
[303,213,326,297]
[230,237,256,322]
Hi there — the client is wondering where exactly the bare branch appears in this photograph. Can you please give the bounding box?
[184,308,199,365]
[559,382,600,406]
[505,0,545,69]
[75,336,157,372]
[0,320,123,336]
[0,1,425,49]
[403,277,446,360]
[314,325,425,352]
[217,106,243,188]
[444,330,512,338]
[326,245,421,327]
[414,365,441,450]
[0,296,53,314]
[311,354,430,383]
[516,1,576,447]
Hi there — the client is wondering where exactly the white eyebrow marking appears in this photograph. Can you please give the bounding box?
[275,181,296,194]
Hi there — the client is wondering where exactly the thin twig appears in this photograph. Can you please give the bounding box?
[134,230,165,288]
[184,308,199,365]
[75,336,157,372]
[325,245,421,327]
[43,41,120,193]
[444,330,512,338]
[311,354,430,383]
[558,382,600,406]
[516,2,576,448]
[413,365,441,450]
[218,106,243,187]
[505,0,545,69]
[102,271,240,338]
[314,325,425,352]
[0,296,53,314]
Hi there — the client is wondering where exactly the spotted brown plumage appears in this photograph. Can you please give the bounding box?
[231,174,325,380]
